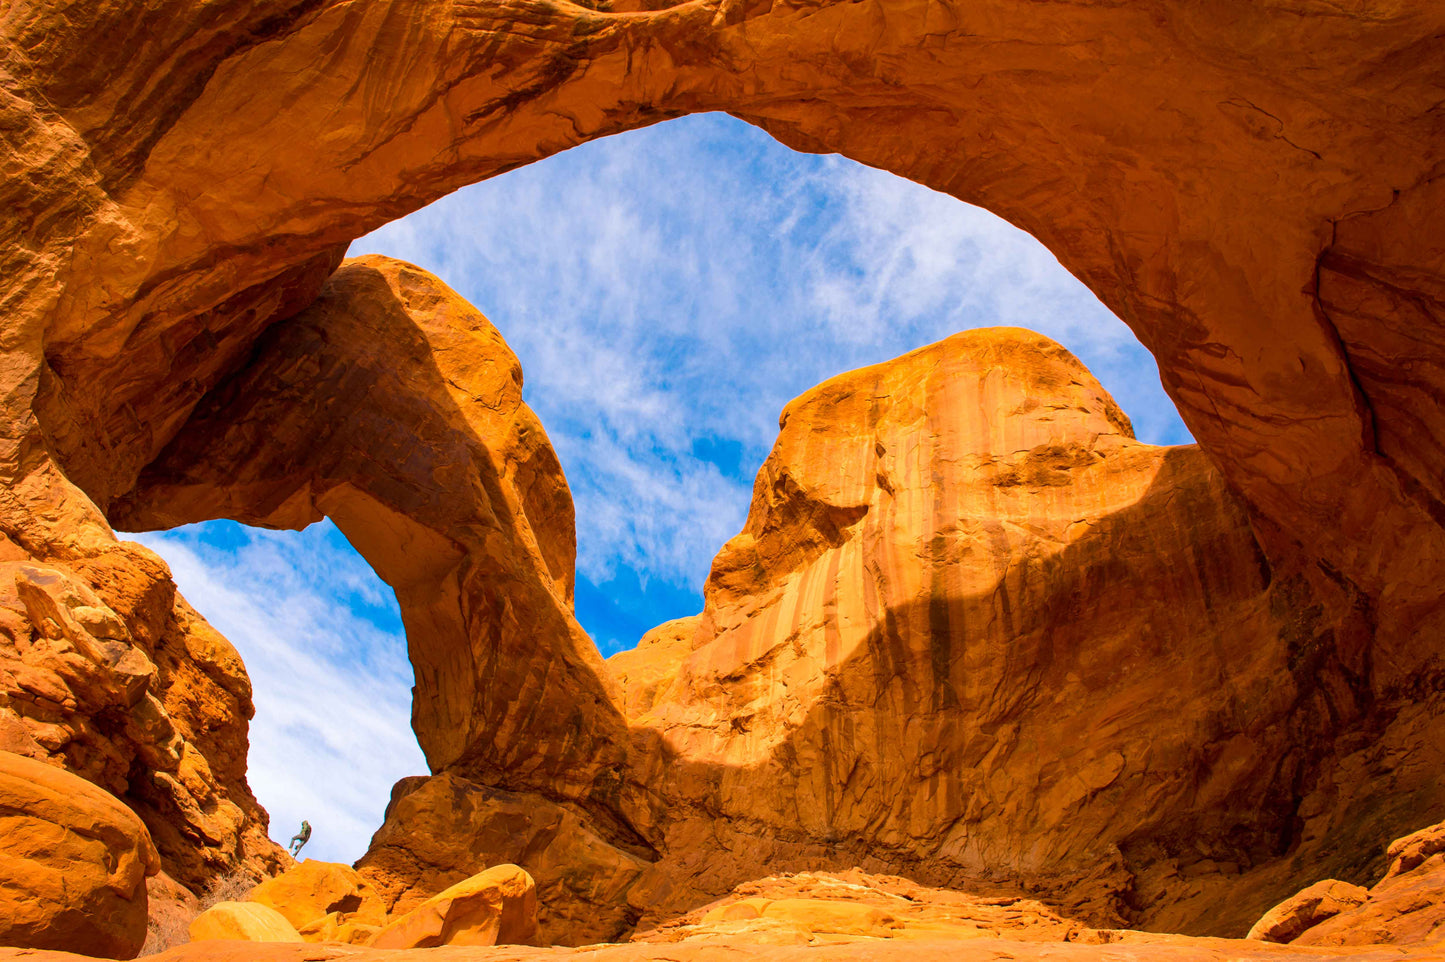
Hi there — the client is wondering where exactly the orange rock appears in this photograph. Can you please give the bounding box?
[1246,880,1368,943]
[188,902,303,943]
[110,257,623,790]
[1290,818,1445,948]
[0,536,285,892]
[607,330,1409,936]
[369,864,538,949]
[2,934,1444,962]
[358,773,651,946]
[4,2,1445,952]
[646,871,1086,945]
[111,259,646,945]
[295,912,382,946]
[0,750,160,958]
[143,871,201,954]
[246,860,385,932]
[5,0,1444,688]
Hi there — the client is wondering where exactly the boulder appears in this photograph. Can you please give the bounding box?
[188,901,303,943]
[296,912,383,946]
[369,864,538,948]
[1246,880,1368,943]
[1293,819,1445,947]
[247,860,385,931]
[0,750,159,958]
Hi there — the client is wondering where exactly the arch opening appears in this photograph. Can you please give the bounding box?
[128,518,426,866]
[348,112,1193,657]
[110,114,1196,881]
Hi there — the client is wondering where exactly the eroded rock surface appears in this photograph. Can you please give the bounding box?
[1253,817,1445,949]
[245,860,386,934]
[371,863,538,949]
[0,541,282,894]
[111,256,633,820]
[188,902,302,944]
[3,2,1445,946]
[3,0,1443,679]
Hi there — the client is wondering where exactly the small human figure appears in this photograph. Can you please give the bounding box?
[289,820,312,856]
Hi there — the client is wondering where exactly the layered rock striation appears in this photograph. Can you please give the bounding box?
[349,320,1443,942]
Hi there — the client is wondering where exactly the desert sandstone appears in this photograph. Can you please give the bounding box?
[1,0,1443,958]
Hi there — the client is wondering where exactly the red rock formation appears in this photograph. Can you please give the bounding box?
[4,0,1442,667]
[604,329,1442,937]
[350,320,1440,943]
[110,256,631,804]
[0,540,284,891]
[2,1,1445,951]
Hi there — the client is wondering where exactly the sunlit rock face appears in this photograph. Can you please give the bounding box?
[0,530,284,892]
[5,0,1444,671]
[605,329,1442,938]
[342,317,1440,944]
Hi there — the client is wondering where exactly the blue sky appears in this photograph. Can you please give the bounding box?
[130,113,1191,866]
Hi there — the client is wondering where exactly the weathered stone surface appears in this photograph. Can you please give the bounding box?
[642,871,1087,945]
[1289,818,1445,948]
[143,871,201,954]
[5,928,1445,962]
[358,772,651,946]
[3,2,1445,947]
[111,256,618,792]
[188,902,302,944]
[0,750,159,958]
[246,860,385,933]
[1246,880,1368,943]
[370,864,538,949]
[0,538,285,891]
[294,912,382,946]
[4,0,1443,675]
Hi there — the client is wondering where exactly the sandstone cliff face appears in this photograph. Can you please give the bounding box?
[606,329,1434,937]
[4,0,1443,680]
[350,323,1440,944]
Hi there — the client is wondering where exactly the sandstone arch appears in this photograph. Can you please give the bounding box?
[4,2,1440,660]
[3,0,1444,946]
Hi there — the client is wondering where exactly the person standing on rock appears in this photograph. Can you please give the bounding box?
[289,820,312,856]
